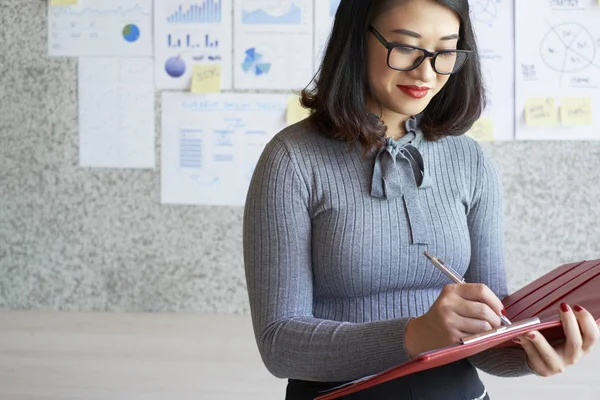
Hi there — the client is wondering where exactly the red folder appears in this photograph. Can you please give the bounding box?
[314,259,600,400]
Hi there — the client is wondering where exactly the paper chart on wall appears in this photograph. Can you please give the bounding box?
[466,0,514,141]
[233,0,314,90]
[314,0,340,72]
[48,0,153,57]
[515,0,600,140]
[79,58,156,168]
[161,92,288,206]
[154,0,233,90]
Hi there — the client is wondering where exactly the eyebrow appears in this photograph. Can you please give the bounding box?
[391,29,459,41]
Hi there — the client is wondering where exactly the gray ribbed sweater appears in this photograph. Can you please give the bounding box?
[243,117,532,382]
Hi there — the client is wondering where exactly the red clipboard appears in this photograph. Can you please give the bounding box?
[314,259,600,400]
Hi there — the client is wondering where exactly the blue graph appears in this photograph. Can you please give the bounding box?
[242,3,302,25]
[168,33,219,48]
[330,0,340,17]
[167,1,222,24]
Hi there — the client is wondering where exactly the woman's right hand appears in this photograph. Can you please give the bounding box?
[404,283,506,358]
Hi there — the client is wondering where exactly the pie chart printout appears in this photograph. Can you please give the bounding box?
[540,23,596,74]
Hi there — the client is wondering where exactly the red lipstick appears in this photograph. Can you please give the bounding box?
[397,85,430,99]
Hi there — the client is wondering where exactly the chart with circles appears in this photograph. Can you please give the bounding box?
[516,0,600,140]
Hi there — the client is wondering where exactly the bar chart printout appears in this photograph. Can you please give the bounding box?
[154,0,233,90]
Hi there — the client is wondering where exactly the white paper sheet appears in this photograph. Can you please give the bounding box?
[233,0,314,90]
[154,0,233,90]
[161,92,287,206]
[48,0,153,57]
[79,58,155,168]
[314,0,340,72]
[515,0,600,140]
[469,0,515,141]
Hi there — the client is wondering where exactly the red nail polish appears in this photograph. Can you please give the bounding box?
[574,305,584,312]
[560,302,569,313]
[501,308,508,316]
[528,333,536,340]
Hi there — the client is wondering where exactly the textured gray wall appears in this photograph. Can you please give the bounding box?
[1,0,599,313]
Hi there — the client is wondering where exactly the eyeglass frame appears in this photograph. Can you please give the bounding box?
[368,25,473,75]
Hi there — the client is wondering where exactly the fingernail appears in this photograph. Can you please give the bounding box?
[560,302,570,313]
[501,308,508,316]
[527,333,536,340]
[512,338,521,344]
[574,304,584,312]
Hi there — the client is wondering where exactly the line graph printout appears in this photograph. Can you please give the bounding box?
[48,0,152,57]
[314,0,340,72]
[161,92,287,205]
[233,0,314,90]
[79,58,155,168]
[516,0,600,140]
[467,0,514,141]
[154,0,233,90]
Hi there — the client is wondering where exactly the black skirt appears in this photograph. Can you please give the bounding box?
[285,359,490,400]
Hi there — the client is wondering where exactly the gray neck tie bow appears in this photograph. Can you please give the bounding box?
[370,117,431,245]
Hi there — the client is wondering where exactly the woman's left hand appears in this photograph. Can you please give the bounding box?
[513,303,600,377]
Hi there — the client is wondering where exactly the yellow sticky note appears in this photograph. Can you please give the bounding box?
[525,97,558,127]
[467,117,494,141]
[190,65,221,93]
[560,97,593,126]
[50,0,78,5]
[286,95,311,126]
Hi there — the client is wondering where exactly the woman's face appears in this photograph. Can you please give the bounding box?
[366,0,461,118]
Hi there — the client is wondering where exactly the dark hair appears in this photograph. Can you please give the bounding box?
[300,0,485,157]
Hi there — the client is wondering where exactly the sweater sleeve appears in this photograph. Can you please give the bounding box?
[463,144,534,377]
[243,137,414,382]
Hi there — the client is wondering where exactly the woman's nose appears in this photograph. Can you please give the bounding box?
[410,57,437,83]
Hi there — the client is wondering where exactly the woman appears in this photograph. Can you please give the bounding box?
[242,0,599,399]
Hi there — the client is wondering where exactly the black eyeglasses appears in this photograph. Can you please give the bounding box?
[369,26,472,75]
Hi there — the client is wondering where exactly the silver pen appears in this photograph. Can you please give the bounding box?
[424,251,512,326]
